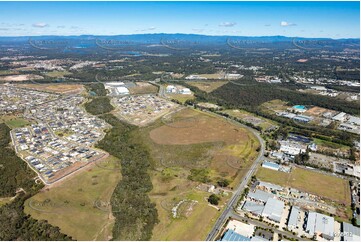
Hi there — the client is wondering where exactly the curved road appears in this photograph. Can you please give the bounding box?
[154,81,267,241]
[204,111,266,241]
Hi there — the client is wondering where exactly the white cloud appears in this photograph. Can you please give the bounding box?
[57,25,66,29]
[219,22,237,27]
[192,28,204,33]
[139,26,156,32]
[280,21,296,27]
[32,22,49,28]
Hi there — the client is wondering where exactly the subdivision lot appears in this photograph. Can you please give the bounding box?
[24,155,121,241]
[256,167,351,205]
[128,82,158,94]
[187,81,228,93]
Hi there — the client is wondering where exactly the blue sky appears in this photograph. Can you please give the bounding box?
[0,1,359,38]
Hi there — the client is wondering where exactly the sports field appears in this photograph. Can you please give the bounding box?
[256,167,351,205]
[24,156,121,241]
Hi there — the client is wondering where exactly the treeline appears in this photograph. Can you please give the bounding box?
[0,195,73,241]
[180,81,358,146]
[84,96,158,240]
[0,123,72,240]
[85,83,107,96]
[326,85,360,93]
[84,83,114,115]
[95,114,158,240]
[0,123,43,197]
[212,82,359,115]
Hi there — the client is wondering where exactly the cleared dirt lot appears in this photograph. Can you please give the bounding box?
[128,82,158,94]
[150,109,249,145]
[17,84,84,94]
[0,74,43,82]
[139,108,259,184]
[187,81,228,93]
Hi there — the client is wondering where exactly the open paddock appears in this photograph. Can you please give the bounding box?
[16,83,84,94]
[187,81,228,93]
[24,155,121,241]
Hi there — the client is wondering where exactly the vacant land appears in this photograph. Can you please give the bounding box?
[256,167,351,205]
[167,93,194,104]
[188,81,228,93]
[133,108,259,240]
[0,115,31,128]
[221,109,277,131]
[260,99,290,113]
[128,82,158,94]
[149,169,228,241]
[146,108,259,181]
[24,156,121,241]
[0,74,44,82]
[17,84,84,94]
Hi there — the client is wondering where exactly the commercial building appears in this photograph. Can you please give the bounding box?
[248,189,274,203]
[332,112,347,122]
[342,222,360,241]
[257,181,283,192]
[104,82,129,95]
[261,198,284,223]
[279,140,306,156]
[261,161,280,171]
[220,229,250,241]
[293,115,313,123]
[305,212,334,240]
[242,201,264,216]
[287,206,300,230]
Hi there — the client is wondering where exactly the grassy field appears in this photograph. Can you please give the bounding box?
[188,81,228,93]
[313,138,350,152]
[24,156,121,241]
[17,84,83,94]
[221,109,277,131]
[143,108,259,183]
[133,108,258,240]
[167,93,195,104]
[149,170,227,241]
[260,99,290,113]
[256,167,351,205]
[0,197,12,207]
[0,115,31,128]
[128,82,158,94]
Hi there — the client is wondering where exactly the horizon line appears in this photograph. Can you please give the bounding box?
[0,33,359,40]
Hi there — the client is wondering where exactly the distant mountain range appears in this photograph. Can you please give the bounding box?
[0,34,359,43]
